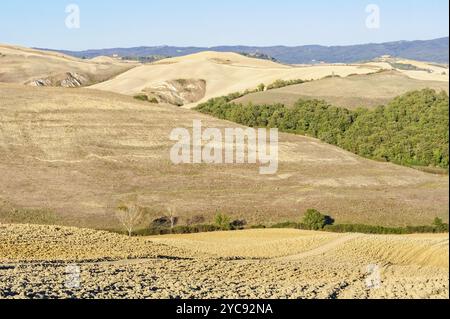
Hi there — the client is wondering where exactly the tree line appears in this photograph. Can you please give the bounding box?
[115,202,449,236]
[195,89,449,168]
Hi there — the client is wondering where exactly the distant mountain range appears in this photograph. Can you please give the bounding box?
[42,37,449,64]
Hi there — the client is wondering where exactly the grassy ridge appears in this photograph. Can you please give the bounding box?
[195,89,449,169]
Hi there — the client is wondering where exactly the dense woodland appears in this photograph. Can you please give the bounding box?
[195,89,449,168]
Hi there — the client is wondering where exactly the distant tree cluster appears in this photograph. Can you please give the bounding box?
[121,55,167,63]
[389,62,428,72]
[195,89,449,168]
[239,52,278,62]
[266,79,308,90]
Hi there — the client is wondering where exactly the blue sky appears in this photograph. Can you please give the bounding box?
[0,0,448,50]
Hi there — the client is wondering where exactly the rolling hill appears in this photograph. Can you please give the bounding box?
[0,83,447,229]
[0,44,137,87]
[89,51,379,107]
[235,70,449,109]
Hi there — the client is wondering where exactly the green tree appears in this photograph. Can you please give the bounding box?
[302,209,327,230]
[215,213,231,230]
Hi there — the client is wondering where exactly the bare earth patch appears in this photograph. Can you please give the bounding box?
[0,226,447,299]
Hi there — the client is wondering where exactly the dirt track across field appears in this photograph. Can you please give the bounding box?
[1,225,447,299]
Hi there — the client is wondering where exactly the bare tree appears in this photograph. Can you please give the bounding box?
[116,203,144,237]
[167,207,178,229]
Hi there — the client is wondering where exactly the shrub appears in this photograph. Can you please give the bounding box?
[266,79,306,90]
[230,219,247,230]
[133,227,171,236]
[151,216,172,228]
[132,223,222,236]
[250,224,267,229]
[215,213,231,230]
[134,94,159,104]
[130,220,448,237]
[433,217,449,232]
[324,224,406,234]
[171,225,195,234]
[194,224,222,233]
[324,223,449,234]
[257,83,266,92]
[271,221,300,229]
[133,94,149,102]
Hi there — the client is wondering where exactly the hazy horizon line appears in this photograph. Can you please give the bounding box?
[28,35,449,53]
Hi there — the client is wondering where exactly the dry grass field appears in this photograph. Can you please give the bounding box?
[0,225,448,299]
[0,44,136,87]
[393,58,449,81]
[235,70,449,109]
[149,229,343,259]
[362,58,449,81]
[0,83,448,229]
[90,51,379,107]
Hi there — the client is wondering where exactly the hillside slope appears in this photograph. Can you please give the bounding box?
[235,70,449,109]
[0,84,447,228]
[90,51,378,107]
[0,44,136,87]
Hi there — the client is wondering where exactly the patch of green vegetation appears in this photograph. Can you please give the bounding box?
[195,89,449,168]
[133,94,158,104]
[269,209,449,234]
[215,213,232,230]
[266,78,308,90]
[122,55,167,63]
[125,214,250,236]
[133,94,150,102]
[390,62,428,72]
[132,220,449,236]
[323,223,448,234]
[132,224,222,236]
[250,224,267,229]
[302,209,331,230]
[113,209,448,237]
[322,74,341,79]
[257,83,266,92]
[239,52,278,62]
[433,217,449,232]
[218,79,310,103]
[271,210,333,231]
[271,221,303,229]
